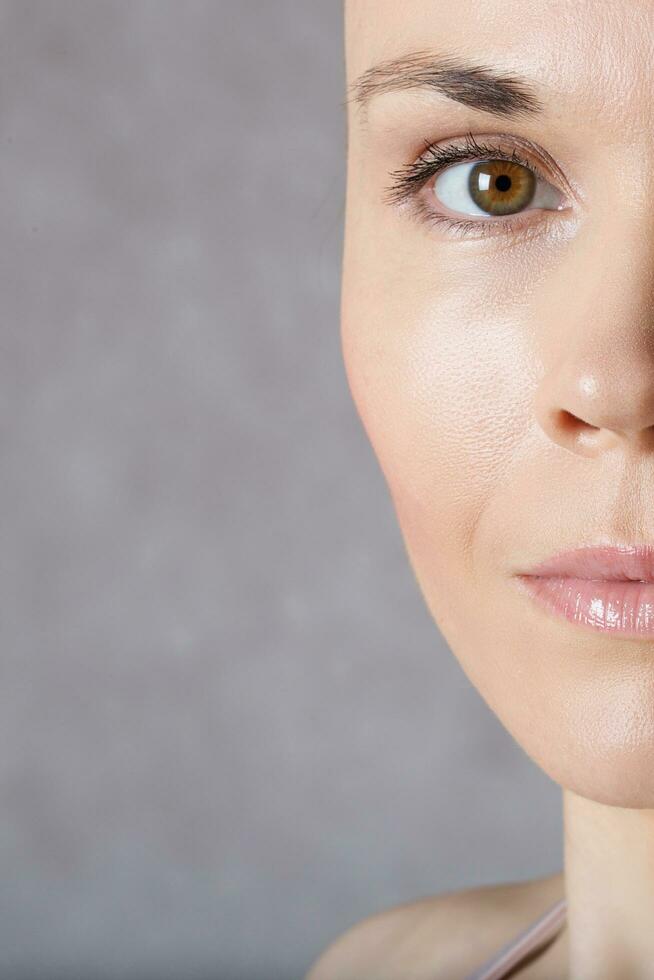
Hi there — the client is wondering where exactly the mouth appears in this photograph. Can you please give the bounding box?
[514,545,654,637]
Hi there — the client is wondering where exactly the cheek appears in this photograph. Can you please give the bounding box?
[341,262,535,642]
[340,257,572,771]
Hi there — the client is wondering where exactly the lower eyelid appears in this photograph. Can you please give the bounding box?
[414,193,566,241]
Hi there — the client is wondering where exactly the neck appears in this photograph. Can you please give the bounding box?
[563,786,654,979]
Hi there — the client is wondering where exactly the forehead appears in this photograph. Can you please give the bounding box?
[345,0,654,134]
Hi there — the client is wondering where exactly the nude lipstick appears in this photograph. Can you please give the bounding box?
[514,545,654,637]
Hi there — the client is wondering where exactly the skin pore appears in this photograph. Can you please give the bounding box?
[338,1,654,978]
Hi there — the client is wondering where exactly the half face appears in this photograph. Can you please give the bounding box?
[343,0,654,806]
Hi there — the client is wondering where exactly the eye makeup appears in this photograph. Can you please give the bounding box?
[382,130,572,240]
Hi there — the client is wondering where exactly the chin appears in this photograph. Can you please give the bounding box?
[472,635,654,810]
[529,734,654,809]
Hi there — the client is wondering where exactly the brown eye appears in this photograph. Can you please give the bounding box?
[433,157,562,219]
[468,159,536,216]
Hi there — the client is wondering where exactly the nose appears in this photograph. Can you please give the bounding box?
[534,219,654,458]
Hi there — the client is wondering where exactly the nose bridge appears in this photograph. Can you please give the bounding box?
[573,217,654,394]
[535,211,654,453]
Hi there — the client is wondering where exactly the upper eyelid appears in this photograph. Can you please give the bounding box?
[383,132,581,210]
[427,146,551,197]
[420,136,544,174]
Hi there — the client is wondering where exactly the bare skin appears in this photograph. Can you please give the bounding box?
[308,1,654,978]
[306,871,567,980]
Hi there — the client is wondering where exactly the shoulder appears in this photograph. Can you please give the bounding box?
[304,872,564,980]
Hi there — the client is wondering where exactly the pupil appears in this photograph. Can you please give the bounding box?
[495,174,511,192]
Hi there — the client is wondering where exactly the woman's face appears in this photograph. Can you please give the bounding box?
[343,0,654,807]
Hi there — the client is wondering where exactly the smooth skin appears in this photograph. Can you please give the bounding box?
[308,2,654,979]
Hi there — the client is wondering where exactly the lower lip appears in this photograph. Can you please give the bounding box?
[515,575,654,637]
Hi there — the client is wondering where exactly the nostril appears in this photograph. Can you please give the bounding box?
[557,409,597,433]
[543,407,617,457]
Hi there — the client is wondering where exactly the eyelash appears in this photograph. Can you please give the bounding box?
[383,131,562,240]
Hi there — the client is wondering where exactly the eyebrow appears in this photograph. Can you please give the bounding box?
[347,49,545,124]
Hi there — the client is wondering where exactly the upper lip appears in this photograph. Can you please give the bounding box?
[520,545,654,582]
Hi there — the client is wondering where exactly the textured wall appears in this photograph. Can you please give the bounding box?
[0,3,562,979]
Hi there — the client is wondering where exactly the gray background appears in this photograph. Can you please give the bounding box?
[0,2,562,979]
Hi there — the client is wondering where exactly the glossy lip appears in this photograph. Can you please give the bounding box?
[514,545,654,637]
[520,544,654,582]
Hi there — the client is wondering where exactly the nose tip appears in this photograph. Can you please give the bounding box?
[534,368,654,457]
